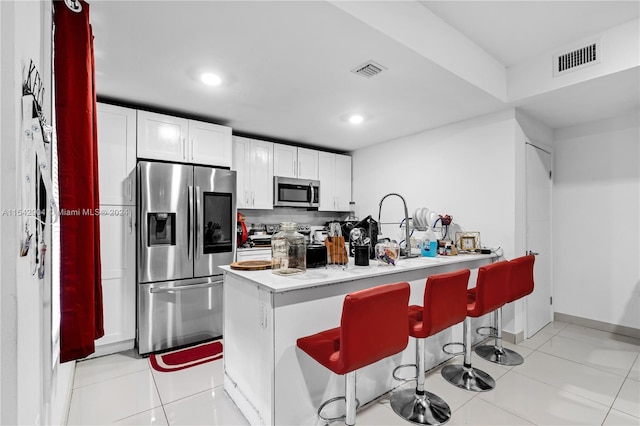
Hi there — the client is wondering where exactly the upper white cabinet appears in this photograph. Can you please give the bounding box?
[318,152,352,212]
[232,136,274,209]
[189,120,232,167]
[273,144,318,180]
[97,103,136,205]
[137,110,232,167]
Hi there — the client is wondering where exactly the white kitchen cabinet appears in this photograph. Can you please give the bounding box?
[273,144,318,180]
[189,119,232,167]
[236,248,271,262]
[94,206,136,355]
[232,136,274,209]
[318,152,352,211]
[137,110,232,167]
[97,103,136,205]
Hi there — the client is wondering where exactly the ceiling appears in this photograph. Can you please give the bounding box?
[89,1,639,152]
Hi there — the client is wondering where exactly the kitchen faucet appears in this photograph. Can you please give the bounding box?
[377,193,417,259]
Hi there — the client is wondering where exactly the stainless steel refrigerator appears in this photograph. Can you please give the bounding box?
[137,161,236,355]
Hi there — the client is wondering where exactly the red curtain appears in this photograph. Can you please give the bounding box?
[54,0,104,362]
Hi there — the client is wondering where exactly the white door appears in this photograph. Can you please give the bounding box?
[334,154,352,211]
[249,139,274,209]
[189,120,232,167]
[137,110,188,162]
[318,152,336,211]
[232,136,250,208]
[297,147,318,180]
[525,142,553,337]
[95,206,136,349]
[97,103,136,205]
[273,144,297,178]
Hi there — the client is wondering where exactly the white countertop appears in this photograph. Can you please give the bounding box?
[221,253,497,293]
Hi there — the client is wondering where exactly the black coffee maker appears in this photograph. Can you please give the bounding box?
[342,216,379,259]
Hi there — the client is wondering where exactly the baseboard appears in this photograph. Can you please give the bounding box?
[502,330,524,344]
[554,312,640,340]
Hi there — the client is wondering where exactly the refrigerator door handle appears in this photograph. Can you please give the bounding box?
[195,186,201,260]
[188,185,194,261]
[150,280,223,293]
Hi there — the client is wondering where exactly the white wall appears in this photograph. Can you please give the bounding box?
[553,109,640,330]
[352,109,519,258]
[0,1,72,425]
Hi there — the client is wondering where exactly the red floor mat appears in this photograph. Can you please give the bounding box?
[150,340,223,372]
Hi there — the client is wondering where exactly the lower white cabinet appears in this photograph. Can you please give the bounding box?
[318,152,351,211]
[236,248,271,262]
[94,205,136,356]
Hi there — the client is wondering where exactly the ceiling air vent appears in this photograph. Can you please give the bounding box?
[553,41,601,77]
[351,60,387,79]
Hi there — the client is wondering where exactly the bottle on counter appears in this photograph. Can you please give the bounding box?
[421,226,438,258]
[271,222,306,275]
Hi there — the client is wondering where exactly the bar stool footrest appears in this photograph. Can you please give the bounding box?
[392,363,418,382]
[475,326,497,338]
[317,396,361,424]
[442,341,465,356]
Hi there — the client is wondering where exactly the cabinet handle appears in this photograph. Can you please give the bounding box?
[251,192,255,207]
[129,214,133,235]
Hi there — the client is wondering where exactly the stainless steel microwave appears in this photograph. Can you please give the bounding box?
[274,176,320,208]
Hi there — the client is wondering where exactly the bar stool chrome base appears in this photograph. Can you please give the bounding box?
[390,383,451,425]
[441,364,495,392]
[474,344,524,366]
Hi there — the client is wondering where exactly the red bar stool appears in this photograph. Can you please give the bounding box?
[390,269,471,425]
[475,254,535,366]
[441,260,510,392]
[296,282,410,426]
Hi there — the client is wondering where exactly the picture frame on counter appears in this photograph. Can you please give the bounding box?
[455,231,481,252]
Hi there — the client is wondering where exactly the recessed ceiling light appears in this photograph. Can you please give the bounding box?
[200,72,221,86]
[349,114,364,124]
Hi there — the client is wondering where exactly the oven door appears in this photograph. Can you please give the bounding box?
[194,167,237,278]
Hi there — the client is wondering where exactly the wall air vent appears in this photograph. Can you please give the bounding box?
[553,41,601,77]
[351,60,387,79]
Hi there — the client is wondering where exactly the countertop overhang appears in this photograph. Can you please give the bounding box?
[221,253,497,293]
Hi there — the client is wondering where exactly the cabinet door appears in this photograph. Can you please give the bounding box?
[318,152,336,211]
[189,120,232,167]
[297,148,319,180]
[232,136,251,208]
[334,154,352,211]
[97,104,136,205]
[137,110,188,162]
[96,206,135,349]
[273,144,297,178]
[249,139,274,209]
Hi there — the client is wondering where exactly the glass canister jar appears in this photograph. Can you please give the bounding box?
[271,222,306,275]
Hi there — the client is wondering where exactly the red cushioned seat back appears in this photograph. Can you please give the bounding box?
[468,260,510,317]
[420,269,470,337]
[338,282,410,374]
[507,255,535,303]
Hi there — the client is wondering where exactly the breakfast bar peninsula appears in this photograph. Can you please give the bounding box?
[221,253,497,425]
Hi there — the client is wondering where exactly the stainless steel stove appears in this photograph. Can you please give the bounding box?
[248,223,311,247]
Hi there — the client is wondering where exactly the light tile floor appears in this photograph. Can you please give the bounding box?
[67,321,640,425]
